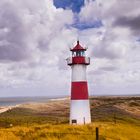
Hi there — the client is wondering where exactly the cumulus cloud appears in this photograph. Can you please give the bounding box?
[0,0,75,95]
[0,0,140,96]
[77,0,140,95]
[0,2,31,62]
[79,0,101,23]
[0,0,74,62]
[113,15,140,36]
[98,0,140,37]
[78,0,140,60]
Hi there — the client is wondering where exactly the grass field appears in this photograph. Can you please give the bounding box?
[0,96,140,140]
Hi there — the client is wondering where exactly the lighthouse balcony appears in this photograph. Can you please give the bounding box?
[67,56,90,65]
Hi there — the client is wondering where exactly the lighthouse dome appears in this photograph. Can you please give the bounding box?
[70,41,86,51]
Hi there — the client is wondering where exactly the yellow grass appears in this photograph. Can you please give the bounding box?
[0,121,139,140]
[0,96,139,140]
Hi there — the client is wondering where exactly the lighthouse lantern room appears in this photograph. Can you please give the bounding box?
[67,41,91,125]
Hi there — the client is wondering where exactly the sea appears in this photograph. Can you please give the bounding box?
[0,94,139,107]
[0,96,66,107]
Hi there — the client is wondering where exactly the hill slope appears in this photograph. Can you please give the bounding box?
[0,96,139,140]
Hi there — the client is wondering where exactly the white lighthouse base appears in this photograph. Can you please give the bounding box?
[70,100,91,125]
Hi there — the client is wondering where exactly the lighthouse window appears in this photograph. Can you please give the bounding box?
[72,52,76,57]
[76,51,80,56]
[72,52,74,56]
[72,51,85,57]
[81,51,85,56]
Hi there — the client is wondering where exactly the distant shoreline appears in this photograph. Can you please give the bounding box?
[0,96,68,107]
[0,97,69,114]
[0,96,139,114]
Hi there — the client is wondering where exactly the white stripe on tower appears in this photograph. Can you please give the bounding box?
[72,65,86,81]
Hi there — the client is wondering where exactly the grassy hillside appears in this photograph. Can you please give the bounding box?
[0,96,139,140]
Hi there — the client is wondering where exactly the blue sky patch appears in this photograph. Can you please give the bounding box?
[53,0,85,13]
[72,15,103,30]
[72,20,103,30]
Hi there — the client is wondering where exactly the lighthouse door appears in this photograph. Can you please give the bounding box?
[72,119,77,124]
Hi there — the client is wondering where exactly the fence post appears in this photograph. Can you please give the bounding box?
[96,127,99,140]
[114,113,116,124]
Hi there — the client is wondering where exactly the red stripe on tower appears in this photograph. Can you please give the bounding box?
[71,82,88,100]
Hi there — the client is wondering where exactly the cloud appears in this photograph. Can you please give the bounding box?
[113,15,140,36]
[79,0,101,22]
[98,66,117,71]
[76,0,139,60]
[77,0,140,94]
[0,0,75,94]
[0,0,140,96]
[98,0,140,37]
[0,0,74,62]
[73,0,102,30]
[0,2,31,62]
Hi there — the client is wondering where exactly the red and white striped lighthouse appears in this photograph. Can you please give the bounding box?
[67,41,91,125]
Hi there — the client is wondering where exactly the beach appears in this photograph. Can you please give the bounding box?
[0,106,13,114]
[0,96,69,114]
[0,105,20,114]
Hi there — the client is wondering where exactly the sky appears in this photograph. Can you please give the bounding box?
[0,0,140,97]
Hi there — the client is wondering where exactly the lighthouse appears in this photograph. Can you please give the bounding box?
[67,41,91,125]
